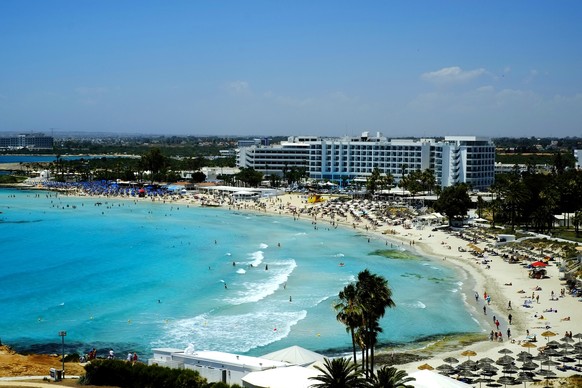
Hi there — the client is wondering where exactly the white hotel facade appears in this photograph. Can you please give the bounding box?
[237,132,496,190]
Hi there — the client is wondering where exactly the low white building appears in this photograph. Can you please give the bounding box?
[149,348,288,386]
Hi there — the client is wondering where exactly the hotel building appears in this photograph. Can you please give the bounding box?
[237,132,496,190]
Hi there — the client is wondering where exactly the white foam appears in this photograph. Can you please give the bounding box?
[259,243,269,249]
[160,309,307,353]
[236,269,246,274]
[402,301,426,309]
[225,259,297,305]
[334,253,345,257]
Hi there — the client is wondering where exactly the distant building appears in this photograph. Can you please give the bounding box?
[237,132,496,190]
[575,149,582,170]
[0,133,53,150]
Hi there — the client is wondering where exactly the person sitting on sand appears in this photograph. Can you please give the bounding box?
[544,308,557,313]
[561,317,571,321]
[504,282,512,286]
[534,286,542,291]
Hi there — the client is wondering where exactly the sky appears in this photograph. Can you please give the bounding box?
[1,1,581,138]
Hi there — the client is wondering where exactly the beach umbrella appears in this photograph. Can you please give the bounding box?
[443,356,459,365]
[537,369,556,377]
[461,349,477,360]
[515,373,535,388]
[521,342,537,353]
[560,336,575,343]
[498,348,513,355]
[459,359,478,371]
[541,330,557,341]
[517,351,534,360]
[572,333,582,342]
[520,361,539,371]
[546,340,561,348]
[496,355,515,366]
[417,363,434,370]
[502,365,519,374]
[497,375,515,387]
[530,261,547,267]
[436,364,455,375]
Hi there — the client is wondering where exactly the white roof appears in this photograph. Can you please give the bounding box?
[242,365,319,388]
[261,345,326,367]
[410,370,472,388]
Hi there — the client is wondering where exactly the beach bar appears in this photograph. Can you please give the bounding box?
[149,348,288,385]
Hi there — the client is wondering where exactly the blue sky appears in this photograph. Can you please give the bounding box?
[1,1,581,138]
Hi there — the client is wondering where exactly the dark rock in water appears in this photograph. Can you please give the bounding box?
[375,352,428,366]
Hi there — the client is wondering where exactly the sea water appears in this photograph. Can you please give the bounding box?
[0,189,481,358]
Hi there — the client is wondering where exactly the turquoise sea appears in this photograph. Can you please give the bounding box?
[0,188,481,359]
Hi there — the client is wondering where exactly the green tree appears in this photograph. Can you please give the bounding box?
[310,358,366,388]
[366,167,382,197]
[235,167,263,187]
[355,269,395,377]
[434,183,472,226]
[334,283,362,364]
[368,366,415,388]
[140,148,169,182]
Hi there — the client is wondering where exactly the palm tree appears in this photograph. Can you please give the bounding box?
[368,366,415,388]
[335,284,362,364]
[310,357,366,388]
[355,269,395,377]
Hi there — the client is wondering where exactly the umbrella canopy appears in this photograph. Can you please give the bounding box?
[520,361,539,370]
[521,342,537,353]
[572,333,582,341]
[461,350,477,360]
[560,336,575,343]
[541,330,557,340]
[444,357,460,364]
[498,348,513,354]
[496,355,515,365]
[417,363,434,370]
[530,261,547,267]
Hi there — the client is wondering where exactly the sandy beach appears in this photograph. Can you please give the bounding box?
[2,186,581,385]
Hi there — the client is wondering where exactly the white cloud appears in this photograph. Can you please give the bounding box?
[224,80,251,96]
[421,66,487,85]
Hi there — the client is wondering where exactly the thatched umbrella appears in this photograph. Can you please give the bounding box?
[520,361,538,371]
[496,355,515,366]
[443,356,459,365]
[515,373,535,388]
[521,342,537,353]
[461,349,477,360]
[572,333,582,342]
[541,330,557,341]
[497,375,515,387]
[436,364,455,375]
[560,336,575,343]
[417,363,434,370]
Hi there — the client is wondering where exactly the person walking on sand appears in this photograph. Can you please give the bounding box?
[508,313,513,325]
[483,305,487,315]
[495,319,500,330]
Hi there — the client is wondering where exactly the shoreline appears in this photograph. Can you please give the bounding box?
[2,186,581,379]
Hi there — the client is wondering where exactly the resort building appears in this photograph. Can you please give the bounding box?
[149,346,325,387]
[237,132,496,190]
[575,149,582,170]
[0,133,54,150]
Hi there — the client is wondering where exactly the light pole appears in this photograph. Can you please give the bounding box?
[58,331,66,376]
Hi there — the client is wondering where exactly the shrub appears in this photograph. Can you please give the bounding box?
[82,359,207,388]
